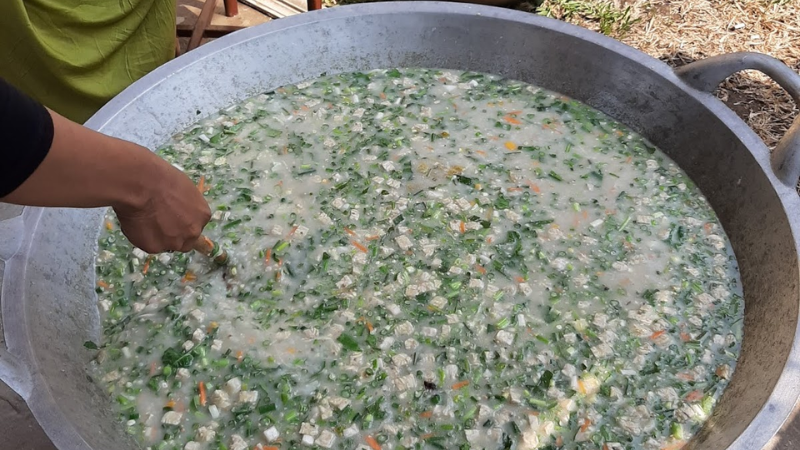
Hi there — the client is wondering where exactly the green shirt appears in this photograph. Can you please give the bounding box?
[0,0,176,123]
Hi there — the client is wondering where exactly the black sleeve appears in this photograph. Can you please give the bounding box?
[0,78,55,198]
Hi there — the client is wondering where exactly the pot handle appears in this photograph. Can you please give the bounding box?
[675,52,800,187]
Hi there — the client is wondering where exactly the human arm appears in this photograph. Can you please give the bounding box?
[0,78,211,253]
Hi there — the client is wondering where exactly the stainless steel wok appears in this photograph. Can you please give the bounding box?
[1,3,800,449]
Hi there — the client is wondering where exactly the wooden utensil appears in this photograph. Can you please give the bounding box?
[192,235,229,265]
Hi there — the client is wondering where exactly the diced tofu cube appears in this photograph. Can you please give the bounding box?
[211,339,223,351]
[302,435,315,446]
[300,422,319,436]
[161,411,183,425]
[212,390,231,410]
[395,321,414,335]
[184,442,202,450]
[197,426,216,442]
[238,391,258,404]
[495,330,515,346]
[230,434,248,450]
[192,328,205,343]
[189,309,205,322]
[316,430,336,448]
[264,426,280,442]
[395,235,413,250]
[208,405,220,419]
[394,373,417,391]
[182,340,195,351]
[343,424,359,438]
[392,353,412,366]
[224,378,242,395]
[294,225,309,238]
[429,296,447,310]
[176,368,191,381]
[328,396,351,410]
[98,299,112,312]
[270,224,284,236]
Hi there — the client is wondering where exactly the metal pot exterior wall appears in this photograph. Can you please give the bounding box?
[2,3,799,450]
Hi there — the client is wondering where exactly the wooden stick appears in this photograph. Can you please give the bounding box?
[188,0,218,52]
[193,235,229,265]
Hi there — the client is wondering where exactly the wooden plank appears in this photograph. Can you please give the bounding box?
[239,0,306,18]
[188,0,219,51]
[177,23,248,38]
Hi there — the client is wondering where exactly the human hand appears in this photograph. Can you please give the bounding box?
[113,154,211,254]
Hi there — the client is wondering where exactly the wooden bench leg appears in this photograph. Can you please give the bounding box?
[188,0,218,52]
[224,0,239,17]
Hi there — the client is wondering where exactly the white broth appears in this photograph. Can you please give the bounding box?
[91,68,743,450]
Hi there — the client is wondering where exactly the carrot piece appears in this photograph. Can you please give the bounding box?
[684,390,704,402]
[149,362,158,376]
[352,241,368,253]
[475,150,487,157]
[420,410,433,419]
[577,379,586,394]
[365,436,382,450]
[680,332,691,342]
[142,256,153,275]
[261,447,280,450]
[582,210,589,220]
[366,321,374,333]
[703,222,714,234]
[197,176,206,193]
[165,400,175,409]
[236,351,244,363]
[97,280,110,289]
[503,115,522,125]
[556,436,564,446]
[265,248,272,265]
[104,220,114,231]
[626,156,633,164]
[286,225,299,238]
[459,221,466,234]
[504,141,518,151]
[603,444,610,450]
[199,381,207,406]
[182,271,196,283]
[527,181,541,193]
[207,322,219,333]
[379,92,387,100]
[421,433,436,440]
[451,380,470,390]
[650,330,666,340]
[475,264,487,275]
[344,227,357,236]
[366,235,380,241]
[580,418,592,432]
[676,372,695,381]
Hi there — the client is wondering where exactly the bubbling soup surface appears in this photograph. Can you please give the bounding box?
[92,68,743,450]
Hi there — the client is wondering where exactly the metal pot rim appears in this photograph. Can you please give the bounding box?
[3,3,800,450]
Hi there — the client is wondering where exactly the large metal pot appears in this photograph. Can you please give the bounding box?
[2,3,799,449]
